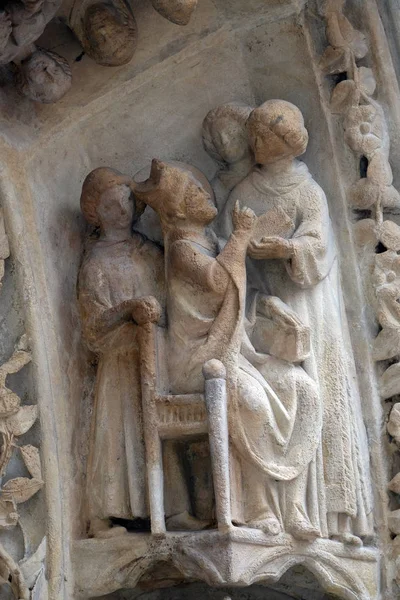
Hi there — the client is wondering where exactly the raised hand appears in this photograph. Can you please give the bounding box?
[232,200,256,235]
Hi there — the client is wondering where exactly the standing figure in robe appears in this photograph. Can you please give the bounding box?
[78,167,192,537]
[134,159,323,539]
[221,99,373,544]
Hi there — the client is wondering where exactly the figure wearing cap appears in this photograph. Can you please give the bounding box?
[78,167,192,536]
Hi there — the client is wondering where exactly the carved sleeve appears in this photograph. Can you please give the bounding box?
[286,184,336,288]
[78,258,136,352]
[169,239,230,294]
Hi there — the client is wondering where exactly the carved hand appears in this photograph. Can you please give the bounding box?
[248,235,294,260]
[131,296,162,325]
[232,201,256,236]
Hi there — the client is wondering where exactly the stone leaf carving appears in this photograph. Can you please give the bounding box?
[0,337,43,526]
[318,0,368,74]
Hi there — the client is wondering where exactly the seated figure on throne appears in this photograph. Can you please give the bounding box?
[134,159,323,539]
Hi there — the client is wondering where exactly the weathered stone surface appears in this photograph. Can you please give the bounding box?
[2,0,400,598]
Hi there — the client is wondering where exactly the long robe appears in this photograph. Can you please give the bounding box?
[220,160,373,534]
[78,233,189,521]
[165,233,322,525]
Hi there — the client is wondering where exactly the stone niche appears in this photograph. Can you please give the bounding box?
[1,0,400,599]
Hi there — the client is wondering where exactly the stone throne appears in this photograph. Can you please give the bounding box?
[133,295,232,536]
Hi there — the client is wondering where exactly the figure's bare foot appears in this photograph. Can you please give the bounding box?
[166,510,210,531]
[247,516,281,536]
[331,532,363,547]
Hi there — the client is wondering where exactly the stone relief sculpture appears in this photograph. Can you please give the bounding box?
[78,168,162,537]
[0,0,72,103]
[134,159,323,539]
[217,99,373,545]
[75,149,380,598]
[78,167,214,537]
[78,155,325,542]
[78,95,377,549]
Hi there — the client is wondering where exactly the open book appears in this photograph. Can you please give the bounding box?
[252,206,295,243]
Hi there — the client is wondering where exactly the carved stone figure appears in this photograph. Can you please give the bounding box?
[15,48,71,103]
[68,0,137,67]
[202,102,254,219]
[79,167,215,536]
[78,168,161,536]
[0,0,72,103]
[0,0,60,65]
[134,159,323,539]
[220,99,373,544]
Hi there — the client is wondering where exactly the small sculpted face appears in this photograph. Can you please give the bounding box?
[83,2,137,66]
[184,174,218,225]
[97,184,134,231]
[134,160,216,227]
[208,116,249,164]
[17,50,71,103]
[247,120,293,165]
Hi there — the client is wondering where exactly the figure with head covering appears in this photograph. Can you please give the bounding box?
[224,99,374,544]
[68,0,137,67]
[202,102,253,235]
[15,48,71,103]
[78,167,195,536]
[135,160,323,538]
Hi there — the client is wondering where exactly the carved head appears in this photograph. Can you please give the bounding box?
[16,49,71,104]
[247,100,309,165]
[151,0,197,26]
[134,160,216,228]
[80,167,145,231]
[202,102,253,165]
[82,0,137,66]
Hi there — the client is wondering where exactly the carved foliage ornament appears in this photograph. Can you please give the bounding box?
[0,214,44,599]
[318,0,400,586]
